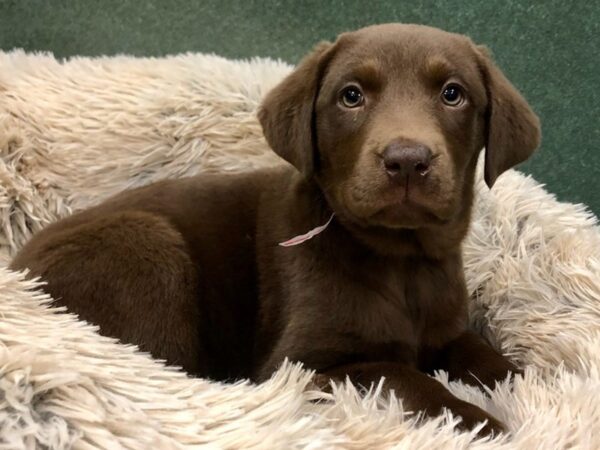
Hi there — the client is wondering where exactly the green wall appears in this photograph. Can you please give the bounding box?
[1,0,598,215]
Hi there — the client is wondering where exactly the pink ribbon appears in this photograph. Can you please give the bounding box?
[278,213,335,247]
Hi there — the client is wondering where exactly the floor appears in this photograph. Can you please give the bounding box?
[1,0,598,214]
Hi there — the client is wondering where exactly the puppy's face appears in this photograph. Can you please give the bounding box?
[260,24,540,231]
[315,26,489,228]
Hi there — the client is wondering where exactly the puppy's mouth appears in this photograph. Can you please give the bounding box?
[339,179,453,229]
[372,197,449,229]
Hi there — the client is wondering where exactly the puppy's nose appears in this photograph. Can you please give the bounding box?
[382,142,432,182]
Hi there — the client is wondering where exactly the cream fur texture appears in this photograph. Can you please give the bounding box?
[0,50,599,449]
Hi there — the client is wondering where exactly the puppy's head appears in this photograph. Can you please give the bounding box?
[259,24,540,231]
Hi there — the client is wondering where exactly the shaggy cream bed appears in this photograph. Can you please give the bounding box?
[0,50,599,450]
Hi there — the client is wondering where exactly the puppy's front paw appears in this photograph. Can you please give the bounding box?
[448,401,506,438]
[472,358,523,390]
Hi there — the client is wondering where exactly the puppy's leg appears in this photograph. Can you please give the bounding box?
[11,210,206,374]
[323,361,505,436]
[436,330,522,389]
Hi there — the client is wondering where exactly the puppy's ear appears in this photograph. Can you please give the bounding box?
[258,42,337,177]
[477,46,541,188]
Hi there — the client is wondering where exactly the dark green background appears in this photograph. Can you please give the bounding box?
[1,0,598,215]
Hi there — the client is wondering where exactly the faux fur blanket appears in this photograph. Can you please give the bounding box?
[0,50,599,450]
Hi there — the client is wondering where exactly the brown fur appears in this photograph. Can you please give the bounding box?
[10,24,540,436]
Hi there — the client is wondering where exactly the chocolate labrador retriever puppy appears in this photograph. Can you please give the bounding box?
[11,24,540,435]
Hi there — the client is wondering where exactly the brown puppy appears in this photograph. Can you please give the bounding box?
[10,24,540,435]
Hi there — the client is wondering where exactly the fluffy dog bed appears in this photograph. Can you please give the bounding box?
[0,50,599,450]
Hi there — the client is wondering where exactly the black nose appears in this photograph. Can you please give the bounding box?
[382,141,432,182]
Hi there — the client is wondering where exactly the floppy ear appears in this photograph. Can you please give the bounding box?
[258,42,336,177]
[477,47,541,188]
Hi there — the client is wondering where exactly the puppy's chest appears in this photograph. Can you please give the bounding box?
[332,261,465,346]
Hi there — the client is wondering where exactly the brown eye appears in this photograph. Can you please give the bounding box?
[340,85,364,108]
[441,83,464,106]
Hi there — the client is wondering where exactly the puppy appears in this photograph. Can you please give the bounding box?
[11,24,540,435]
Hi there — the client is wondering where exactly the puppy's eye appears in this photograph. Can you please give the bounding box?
[340,85,364,108]
[441,84,464,107]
